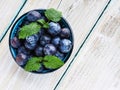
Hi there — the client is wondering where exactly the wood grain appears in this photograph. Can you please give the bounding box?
[0,0,25,41]
[56,0,120,90]
[0,0,110,90]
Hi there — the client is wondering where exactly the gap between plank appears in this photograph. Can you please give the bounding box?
[57,0,63,9]
[54,0,112,89]
[0,0,27,43]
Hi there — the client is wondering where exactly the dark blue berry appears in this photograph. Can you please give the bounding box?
[21,20,30,26]
[35,46,44,56]
[24,34,39,50]
[16,53,28,66]
[60,28,70,38]
[24,42,36,50]
[26,11,41,22]
[38,29,45,37]
[36,64,44,73]
[48,22,61,36]
[26,34,39,44]
[55,51,64,60]
[18,46,30,55]
[40,35,51,46]
[44,44,57,55]
[52,37,61,46]
[40,16,48,22]
[59,39,72,53]
[10,37,20,48]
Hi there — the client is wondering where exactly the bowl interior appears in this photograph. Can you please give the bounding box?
[9,10,74,73]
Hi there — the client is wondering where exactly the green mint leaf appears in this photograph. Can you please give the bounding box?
[37,19,49,29]
[45,8,62,22]
[43,22,49,29]
[37,19,46,25]
[43,55,64,69]
[19,22,41,39]
[24,57,43,72]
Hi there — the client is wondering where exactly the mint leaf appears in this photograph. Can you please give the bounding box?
[43,22,49,28]
[45,8,62,22]
[37,19,46,25]
[19,22,41,39]
[24,57,43,72]
[43,55,64,69]
[37,19,49,29]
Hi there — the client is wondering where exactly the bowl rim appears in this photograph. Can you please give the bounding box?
[9,9,74,74]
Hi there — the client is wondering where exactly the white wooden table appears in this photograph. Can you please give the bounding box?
[0,0,120,90]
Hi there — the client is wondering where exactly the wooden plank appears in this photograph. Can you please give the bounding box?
[0,0,26,41]
[0,0,110,90]
[56,0,120,90]
[0,0,61,90]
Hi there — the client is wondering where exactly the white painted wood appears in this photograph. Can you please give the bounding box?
[0,0,110,90]
[56,0,120,90]
[0,0,24,39]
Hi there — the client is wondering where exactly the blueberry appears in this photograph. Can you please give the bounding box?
[26,11,41,22]
[38,29,45,37]
[24,42,36,50]
[16,53,28,66]
[52,37,61,46]
[40,35,51,46]
[23,21,30,25]
[40,16,48,22]
[55,51,64,60]
[26,34,39,44]
[44,44,57,55]
[24,34,39,50]
[59,39,72,53]
[18,46,30,55]
[10,37,20,48]
[36,64,44,73]
[21,20,30,26]
[35,46,44,56]
[48,22,61,36]
[60,28,70,38]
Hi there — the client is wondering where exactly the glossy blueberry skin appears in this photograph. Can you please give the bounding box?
[40,16,48,22]
[20,20,30,27]
[52,37,61,46]
[18,46,30,55]
[40,35,51,46]
[60,28,70,38]
[43,44,57,55]
[38,29,45,37]
[24,42,36,50]
[48,22,61,36]
[16,53,28,66]
[59,39,72,53]
[26,10,41,22]
[24,34,39,50]
[26,34,39,44]
[10,37,21,48]
[55,51,64,60]
[35,46,44,56]
[36,64,45,73]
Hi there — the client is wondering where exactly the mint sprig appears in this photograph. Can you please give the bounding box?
[24,57,43,72]
[24,56,64,72]
[18,22,41,39]
[45,8,62,22]
[37,19,49,29]
[18,8,62,39]
[43,55,64,69]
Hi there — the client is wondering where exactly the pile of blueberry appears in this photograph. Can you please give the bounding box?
[10,10,73,73]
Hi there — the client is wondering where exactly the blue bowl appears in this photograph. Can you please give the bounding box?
[9,9,74,74]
